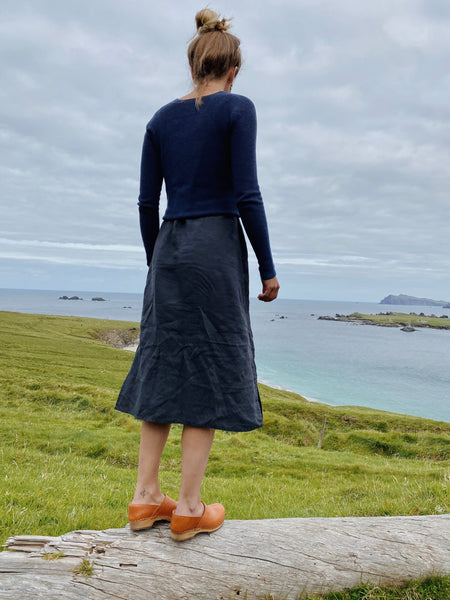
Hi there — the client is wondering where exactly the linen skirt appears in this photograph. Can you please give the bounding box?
[115,215,263,432]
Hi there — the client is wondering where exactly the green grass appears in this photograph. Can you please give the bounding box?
[1,311,449,598]
[72,558,94,577]
[302,575,450,599]
[1,311,449,538]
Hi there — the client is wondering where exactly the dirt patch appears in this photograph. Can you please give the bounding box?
[95,327,140,349]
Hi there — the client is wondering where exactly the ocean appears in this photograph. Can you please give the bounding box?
[1,288,449,423]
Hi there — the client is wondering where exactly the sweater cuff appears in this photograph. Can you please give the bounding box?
[259,264,276,281]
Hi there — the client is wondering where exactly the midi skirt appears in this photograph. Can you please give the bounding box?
[115,215,263,432]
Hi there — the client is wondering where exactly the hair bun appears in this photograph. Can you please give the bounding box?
[195,8,231,34]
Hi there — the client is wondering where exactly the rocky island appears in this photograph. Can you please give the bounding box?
[58,295,107,301]
[318,312,450,331]
[380,294,450,307]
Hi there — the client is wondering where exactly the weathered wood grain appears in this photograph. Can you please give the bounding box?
[1,515,449,599]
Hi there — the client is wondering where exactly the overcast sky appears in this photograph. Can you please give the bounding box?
[1,0,449,301]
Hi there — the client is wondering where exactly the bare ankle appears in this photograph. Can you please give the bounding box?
[131,488,164,505]
[175,499,204,517]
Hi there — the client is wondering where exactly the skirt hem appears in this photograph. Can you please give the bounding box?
[114,405,263,433]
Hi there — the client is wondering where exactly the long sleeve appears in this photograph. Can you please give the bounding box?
[230,99,276,280]
[138,127,163,264]
[139,206,160,266]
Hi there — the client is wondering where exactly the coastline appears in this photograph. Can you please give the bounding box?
[1,298,449,422]
[255,376,328,405]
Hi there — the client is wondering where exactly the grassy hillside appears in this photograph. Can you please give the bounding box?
[1,311,449,548]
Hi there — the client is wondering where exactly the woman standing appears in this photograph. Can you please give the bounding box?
[115,8,279,541]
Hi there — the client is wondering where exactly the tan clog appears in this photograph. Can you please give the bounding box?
[128,494,177,531]
[170,502,225,541]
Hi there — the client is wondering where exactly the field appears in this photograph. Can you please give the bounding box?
[1,310,449,598]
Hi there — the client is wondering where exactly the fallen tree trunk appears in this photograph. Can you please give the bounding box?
[1,515,449,600]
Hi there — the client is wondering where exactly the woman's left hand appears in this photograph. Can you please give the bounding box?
[258,277,280,302]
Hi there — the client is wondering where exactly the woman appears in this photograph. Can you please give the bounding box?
[115,8,279,541]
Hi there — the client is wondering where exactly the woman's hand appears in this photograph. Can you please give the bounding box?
[258,277,280,302]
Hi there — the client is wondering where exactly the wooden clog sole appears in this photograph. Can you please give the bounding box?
[130,515,171,531]
[170,521,224,541]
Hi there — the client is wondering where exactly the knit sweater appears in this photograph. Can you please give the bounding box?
[138,91,276,280]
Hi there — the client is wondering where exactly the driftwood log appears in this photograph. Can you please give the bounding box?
[1,515,449,599]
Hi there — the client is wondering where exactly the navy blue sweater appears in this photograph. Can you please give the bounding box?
[138,91,276,280]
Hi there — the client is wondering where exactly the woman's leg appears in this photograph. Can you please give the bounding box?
[131,421,171,505]
[174,425,215,516]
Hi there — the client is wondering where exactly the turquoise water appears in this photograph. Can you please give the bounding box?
[251,299,450,423]
[1,289,449,422]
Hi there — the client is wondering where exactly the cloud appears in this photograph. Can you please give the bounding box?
[0,238,141,252]
[1,0,449,299]
[0,237,144,270]
[383,12,450,51]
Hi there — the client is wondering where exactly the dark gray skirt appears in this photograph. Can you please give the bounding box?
[115,215,263,432]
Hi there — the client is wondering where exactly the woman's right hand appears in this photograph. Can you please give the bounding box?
[258,277,280,302]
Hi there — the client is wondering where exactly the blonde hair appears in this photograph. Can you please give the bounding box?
[188,8,241,104]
